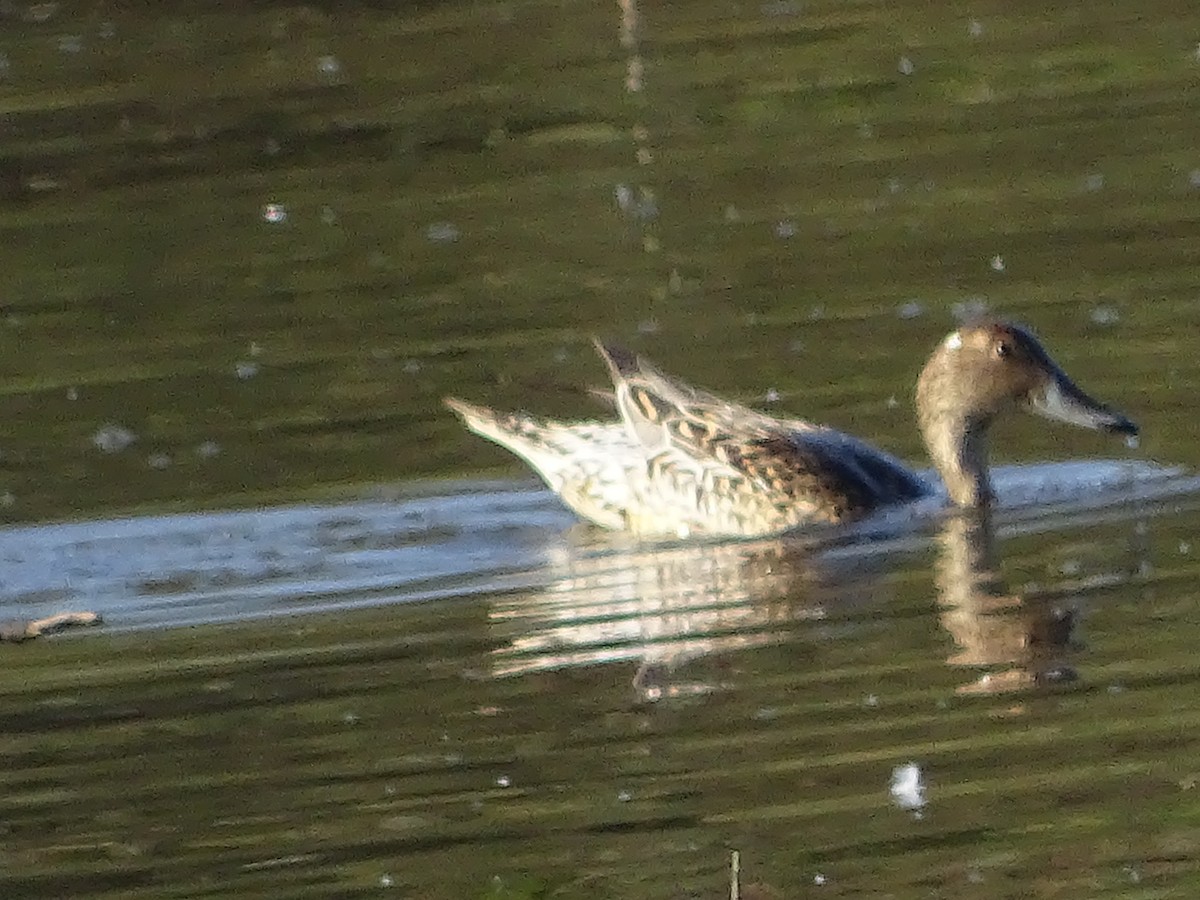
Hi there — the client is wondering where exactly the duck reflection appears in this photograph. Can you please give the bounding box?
[490,532,832,699]
[935,511,1077,695]
[489,510,1087,698]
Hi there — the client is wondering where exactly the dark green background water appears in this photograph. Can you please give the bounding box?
[3,1,1200,897]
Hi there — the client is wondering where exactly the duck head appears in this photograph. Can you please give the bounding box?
[915,320,1137,507]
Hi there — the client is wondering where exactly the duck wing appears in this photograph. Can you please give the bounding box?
[594,340,930,529]
[736,426,932,521]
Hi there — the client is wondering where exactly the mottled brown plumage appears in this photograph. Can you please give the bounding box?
[445,321,1137,538]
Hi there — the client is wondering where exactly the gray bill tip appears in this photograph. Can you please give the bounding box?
[1103,411,1139,437]
[1029,376,1138,436]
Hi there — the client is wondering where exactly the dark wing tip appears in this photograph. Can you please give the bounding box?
[592,337,641,381]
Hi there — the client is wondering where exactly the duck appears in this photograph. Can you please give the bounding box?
[444,320,1137,539]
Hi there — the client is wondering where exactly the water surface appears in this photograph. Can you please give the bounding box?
[3,0,1200,897]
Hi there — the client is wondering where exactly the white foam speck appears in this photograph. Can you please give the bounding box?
[890,762,926,812]
[93,424,136,454]
[261,203,287,224]
[426,222,460,243]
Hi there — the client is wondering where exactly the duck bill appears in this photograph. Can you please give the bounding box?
[1026,371,1138,436]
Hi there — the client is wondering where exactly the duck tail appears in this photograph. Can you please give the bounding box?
[443,395,637,530]
[443,397,531,448]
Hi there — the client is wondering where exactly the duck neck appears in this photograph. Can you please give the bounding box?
[922,415,993,507]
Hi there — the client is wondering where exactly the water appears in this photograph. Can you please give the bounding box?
[5,474,1200,898]
[3,1,1200,897]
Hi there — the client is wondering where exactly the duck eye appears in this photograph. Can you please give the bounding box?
[994,341,1012,359]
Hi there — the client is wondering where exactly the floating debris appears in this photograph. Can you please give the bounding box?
[1,610,101,643]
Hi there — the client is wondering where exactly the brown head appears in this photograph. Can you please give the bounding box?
[915,320,1137,506]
